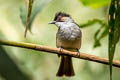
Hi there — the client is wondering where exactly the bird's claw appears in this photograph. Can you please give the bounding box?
[59,47,63,53]
[57,47,63,57]
[76,49,80,57]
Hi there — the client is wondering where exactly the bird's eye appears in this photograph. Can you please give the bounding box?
[56,16,62,22]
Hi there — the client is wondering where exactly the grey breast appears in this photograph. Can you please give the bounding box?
[56,23,82,49]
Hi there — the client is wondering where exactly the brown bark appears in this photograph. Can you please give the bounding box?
[0,39,120,68]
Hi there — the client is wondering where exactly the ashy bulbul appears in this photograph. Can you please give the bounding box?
[49,12,82,77]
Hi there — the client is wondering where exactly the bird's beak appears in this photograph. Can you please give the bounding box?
[48,21,56,24]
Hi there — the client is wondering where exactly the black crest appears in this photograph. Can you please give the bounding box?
[54,12,70,21]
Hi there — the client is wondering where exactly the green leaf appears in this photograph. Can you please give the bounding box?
[79,19,99,28]
[79,19,106,28]
[79,19,108,48]
[108,0,120,80]
[79,0,111,8]
[20,0,50,37]
[0,46,30,80]
[93,28,101,47]
[93,24,108,48]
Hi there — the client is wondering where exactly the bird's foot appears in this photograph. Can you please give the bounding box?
[57,47,63,57]
[59,47,63,53]
[76,48,80,57]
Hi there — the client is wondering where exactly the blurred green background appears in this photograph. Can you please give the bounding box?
[0,0,120,80]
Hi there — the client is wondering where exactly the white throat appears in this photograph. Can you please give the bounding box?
[55,17,74,28]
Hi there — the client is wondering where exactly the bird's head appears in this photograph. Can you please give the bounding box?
[49,12,73,24]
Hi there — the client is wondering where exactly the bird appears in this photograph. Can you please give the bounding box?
[49,12,82,77]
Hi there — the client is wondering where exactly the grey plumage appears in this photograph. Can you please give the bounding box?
[56,20,82,50]
[57,22,81,40]
[49,12,82,77]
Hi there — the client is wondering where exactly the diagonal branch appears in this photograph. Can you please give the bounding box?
[0,39,120,68]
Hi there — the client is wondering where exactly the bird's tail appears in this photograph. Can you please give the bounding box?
[56,56,75,77]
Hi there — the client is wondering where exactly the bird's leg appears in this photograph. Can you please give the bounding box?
[59,47,63,53]
[57,47,63,57]
[76,48,80,57]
